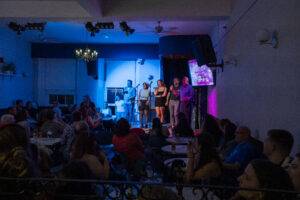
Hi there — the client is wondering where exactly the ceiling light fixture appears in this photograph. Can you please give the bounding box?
[119,21,135,36]
[85,22,114,37]
[74,47,98,62]
[8,22,46,35]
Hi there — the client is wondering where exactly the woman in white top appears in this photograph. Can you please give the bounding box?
[115,95,125,120]
[138,82,150,128]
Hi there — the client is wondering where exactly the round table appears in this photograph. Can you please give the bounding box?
[164,157,188,167]
[161,145,187,155]
[166,137,191,144]
[30,137,62,146]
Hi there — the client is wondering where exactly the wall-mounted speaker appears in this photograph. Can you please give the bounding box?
[192,38,217,66]
[86,60,98,80]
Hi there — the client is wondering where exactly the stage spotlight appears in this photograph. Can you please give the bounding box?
[95,22,114,29]
[85,22,99,37]
[85,22,114,37]
[8,22,25,35]
[119,21,135,36]
[137,58,145,65]
[8,22,46,35]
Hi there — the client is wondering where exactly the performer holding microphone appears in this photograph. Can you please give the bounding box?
[124,80,136,123]
[138,82,150,128]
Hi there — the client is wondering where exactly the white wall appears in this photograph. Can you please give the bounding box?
[104,59,160,104]
[33,58,105,108]
[211,0,300,153]
[0,27,33,108]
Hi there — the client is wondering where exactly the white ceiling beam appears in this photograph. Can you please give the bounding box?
[101,0,232,20]
[0,1,92,19]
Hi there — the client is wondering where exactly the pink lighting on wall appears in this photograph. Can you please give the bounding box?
[208,87,218,117]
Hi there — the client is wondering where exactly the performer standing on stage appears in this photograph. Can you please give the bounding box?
[138,82,150,128]
[154,80,167,123]
[165,77,180,128]
[180,76,194,126]
[124,80,136,122]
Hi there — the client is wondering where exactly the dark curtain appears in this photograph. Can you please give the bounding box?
[161,57,208,127]
[162,57,190,87]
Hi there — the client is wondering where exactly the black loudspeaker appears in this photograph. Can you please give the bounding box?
[86,60,98,79]
[192,37,217,66]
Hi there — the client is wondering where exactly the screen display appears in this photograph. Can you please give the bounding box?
[188,59,214,86]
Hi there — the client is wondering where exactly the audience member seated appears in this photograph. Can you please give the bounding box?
[40,109,64,137]
[0,124,39,195]
[223,127,262,175]
[54,161,96,199]
[263,129,294,169]
[232,159,295,200]
[60,111,87,162]
[25,101,37,120]
[219,119,237,151]
[0,114,15,127]
[82,107,101,130]
[289,153,300,192]
[80,95,96,110]
[112,118,145,168]
[0,124,36,176]
[52,100,62,119]
[61,111,83,141]
[202,114,223,147]
[15,109,31,137]
[70,132,110,179]
[7,106,17,116]
[15,99,24,113]
[147,118,168,149]
[186,133,222,183]
[173,112,193,137]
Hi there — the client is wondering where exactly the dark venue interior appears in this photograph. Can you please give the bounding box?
[0,0,299,199]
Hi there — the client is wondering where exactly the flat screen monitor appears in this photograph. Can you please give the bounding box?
[188,59,214,86]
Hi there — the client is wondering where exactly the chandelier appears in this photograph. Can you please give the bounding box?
[74,47,98,62]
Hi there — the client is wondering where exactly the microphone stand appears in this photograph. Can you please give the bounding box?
[149,81,153,127]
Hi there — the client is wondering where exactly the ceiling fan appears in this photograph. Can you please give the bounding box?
[138,21,179,35]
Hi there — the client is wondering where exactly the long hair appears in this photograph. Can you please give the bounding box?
[142,82,149,89]
[71,133,96,159]
[157,79,165,87]
[196,133,222,169]
[202,114,223,146]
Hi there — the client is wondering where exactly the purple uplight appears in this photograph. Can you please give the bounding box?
[208,87,218,117]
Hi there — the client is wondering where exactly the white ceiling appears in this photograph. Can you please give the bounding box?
[0,0,231,43]
[13,20,220,44]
